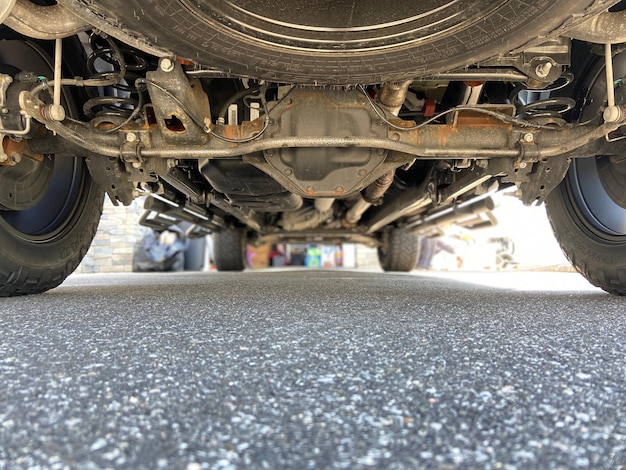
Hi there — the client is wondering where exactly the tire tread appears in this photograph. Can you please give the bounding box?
[213,228,247,272]
[546,202,626,296]
[0,191,103,297]
[378,230,420,273]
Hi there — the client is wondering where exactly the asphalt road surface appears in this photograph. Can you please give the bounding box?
[1,269,625,469]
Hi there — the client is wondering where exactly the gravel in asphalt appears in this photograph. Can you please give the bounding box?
[0,270,625,469]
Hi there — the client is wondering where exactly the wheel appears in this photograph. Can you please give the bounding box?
[0,39,104,296]
[545,45,626,295]
[212,227,247,271]
[378,229,420,272]
[76,0,594,84]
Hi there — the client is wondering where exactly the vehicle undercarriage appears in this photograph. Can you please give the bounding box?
[0,0,625,295]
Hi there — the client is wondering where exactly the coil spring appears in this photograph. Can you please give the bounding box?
[512,72,576,119]
[83,34,149,119]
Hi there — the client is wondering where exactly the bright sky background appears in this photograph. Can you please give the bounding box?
[471,195,570,269]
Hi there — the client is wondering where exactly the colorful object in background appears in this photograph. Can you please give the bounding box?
[322,245,339,268]
[305,245,322,268]
[334,246,343,267]
[247,244,271,269]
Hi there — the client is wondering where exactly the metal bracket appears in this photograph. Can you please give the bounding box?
[479,38,571,88]
[0,74,12,109]
[0,73,32,137]
[145,58,212,145]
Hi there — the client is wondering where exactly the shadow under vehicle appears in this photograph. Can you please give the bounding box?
[0,0,625,295]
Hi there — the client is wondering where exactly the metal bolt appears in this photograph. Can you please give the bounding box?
[535,61,553,78]
[160,58,175,73]
[126,132,138,142]
[42,103,66,122]
[9,152,21,164]
[603,105,624,123]
[358,169,367,178]
[284,168,293,176]
[335,185,345,194]
[132,162,142,169]
[0,152,7,163]
[518,162,528,169]
[305,185,316,194]
[523,133,534,143]
[1,108,8,114]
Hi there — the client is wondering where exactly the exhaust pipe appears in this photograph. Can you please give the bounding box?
[142,195,223,232]
[406,196,496,234]
[3,0,88,39]
[344,170,395,225]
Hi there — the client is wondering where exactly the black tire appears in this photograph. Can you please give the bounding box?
[0,39,104,296]
[545,45,626,296]
[378,229,420,272]
[76,0,596,84]
[212,227,247,272]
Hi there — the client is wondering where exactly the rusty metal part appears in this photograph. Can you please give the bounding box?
[1,136,43,166]
[567,10,626,44]
[334,82,408,224]
[3,0,88,39]
[249,88,392,198]
[377,81,412,115]
[363,171,395,205]
[23,110,623,165]
[344,170,396,225]
[342,199,369,227]
[21,85,626,169]
[141,134,523,159]
[146,59,212,145]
